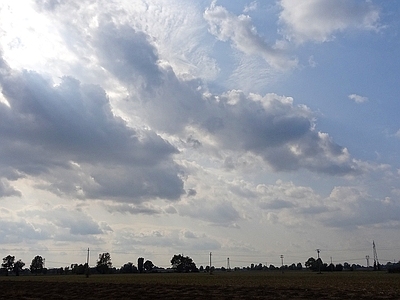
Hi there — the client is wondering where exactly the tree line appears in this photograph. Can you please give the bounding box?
[2,252,398,276]
[0,253,199,276]
[95,253,198,274]
[1,255,45,276]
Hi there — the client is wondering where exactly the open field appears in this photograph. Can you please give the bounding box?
[1,271,400,299]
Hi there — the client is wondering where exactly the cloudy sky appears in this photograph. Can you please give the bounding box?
[1,0,400,269]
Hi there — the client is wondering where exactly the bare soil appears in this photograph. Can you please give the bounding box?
[1,271,400,299]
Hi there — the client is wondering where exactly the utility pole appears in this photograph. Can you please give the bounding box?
[316,249,321,274]
[227,257,231,272]
[209,252,212,274]
[280,255,284,273]
[366,255,370,268]
[86,248,90,277]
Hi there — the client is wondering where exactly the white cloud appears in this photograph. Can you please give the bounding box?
[177,199,241,227]
[244,1,258,13]
[254,180,400,231]
[279,0,381,43]
[113,228,221,254]
[320,186,400,229]
[349,94,368,104]
[204,3,298,71]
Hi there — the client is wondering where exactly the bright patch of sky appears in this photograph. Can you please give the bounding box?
[0,0,399,269]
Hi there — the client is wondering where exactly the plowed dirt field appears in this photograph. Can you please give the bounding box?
[2,271,400,299]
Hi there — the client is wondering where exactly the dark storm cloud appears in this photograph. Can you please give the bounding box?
[94,20,162,89]
[0,56,184,202]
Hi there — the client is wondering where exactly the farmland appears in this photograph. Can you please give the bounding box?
[1,271,400,299]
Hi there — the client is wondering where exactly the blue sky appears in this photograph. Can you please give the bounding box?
[0,0,399,269]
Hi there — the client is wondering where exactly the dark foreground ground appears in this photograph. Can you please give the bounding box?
[1,271,400,299]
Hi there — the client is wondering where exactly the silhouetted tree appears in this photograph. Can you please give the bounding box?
[96,253,112,274]
[71,263,86,275]
[121,262,137,274]
[14,259,25,276]
[305,257,316,270]
[144,260,154,272]
[170,254,198,273]
[30,255,44,275]
[305,257,324,272]
[327,263,334,271]
[138,257,144,273]
[335,263,343,271]
[2,255,15,276]
[387,262,400,273]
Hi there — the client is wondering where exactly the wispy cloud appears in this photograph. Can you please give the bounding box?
[205,3,297,71]
[349,94,368,104]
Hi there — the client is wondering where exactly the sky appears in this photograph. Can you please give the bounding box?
[0,0,400,269]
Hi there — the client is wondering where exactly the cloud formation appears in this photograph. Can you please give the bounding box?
[0,56,184,203]
[349,94,368,104]
[87,19,360,177]
[205,3,297,70]
[0,0,398,267]
[279,0,381,43]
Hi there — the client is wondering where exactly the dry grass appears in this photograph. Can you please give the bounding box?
[1,271,400,299]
